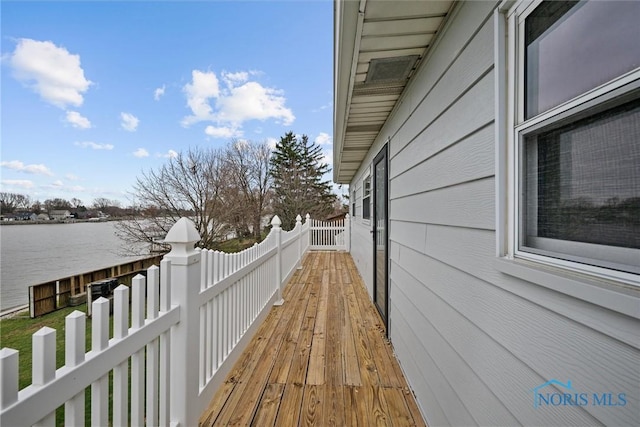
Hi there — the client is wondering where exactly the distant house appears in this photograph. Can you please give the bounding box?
[37,213,50,221]
[334,1,639,426]
[49,210,72,220]
[15,212,37,221]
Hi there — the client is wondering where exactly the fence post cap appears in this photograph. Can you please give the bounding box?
[305,213,310,220]
[345,213,350,220]
[295,214,302,223]
[0,347,18,357]
[34,326,56,335]
[165,217,200,257]
[271,215,282,228]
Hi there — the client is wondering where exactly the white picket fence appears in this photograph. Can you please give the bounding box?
[0,214,348,427]
[309,215,350,250]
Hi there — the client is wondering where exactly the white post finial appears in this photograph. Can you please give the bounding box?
[295,214,302,223]
[271,215,282,228]
[165,217,201,257]
[305,213,310,221]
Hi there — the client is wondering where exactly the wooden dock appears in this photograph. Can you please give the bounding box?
[200,251,426,426]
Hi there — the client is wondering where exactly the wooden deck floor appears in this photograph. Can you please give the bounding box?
[199,251,426,426]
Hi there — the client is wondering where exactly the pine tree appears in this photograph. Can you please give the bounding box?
[269,132,336,229]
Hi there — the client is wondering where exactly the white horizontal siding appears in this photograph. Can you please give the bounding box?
[347,1,640,426]
[350,218,373,296]
[390,123,494,199]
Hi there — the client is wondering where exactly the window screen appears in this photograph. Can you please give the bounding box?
[521,97,640,272]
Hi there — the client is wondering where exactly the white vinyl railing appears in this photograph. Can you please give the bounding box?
[309,214,350,251]
[0,213,347,426]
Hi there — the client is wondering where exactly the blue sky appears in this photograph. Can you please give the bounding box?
[1,0,337,207]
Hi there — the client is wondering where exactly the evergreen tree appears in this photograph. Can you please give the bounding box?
[269,132,336,229]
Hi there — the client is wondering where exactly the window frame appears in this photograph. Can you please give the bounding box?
[362,174,371,221]
[351,189,356,217]
[498,0,640,286]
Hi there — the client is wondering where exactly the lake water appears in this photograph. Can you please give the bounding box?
[0,222,148,311]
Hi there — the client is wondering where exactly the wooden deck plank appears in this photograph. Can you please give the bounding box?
[274,383,304,426]
[267,288,309,384]
[251,383,284,427]
[325,277,345,386]
[344,275,381,386]
[212,304,291,425]
[301,385,325,426]
[324,385,346,426]
[199,252,426,427]
[382,386,416,427]
[306,270,328,385]
[342,287,363,386]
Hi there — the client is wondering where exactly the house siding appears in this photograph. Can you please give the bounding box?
[347,1,640,426]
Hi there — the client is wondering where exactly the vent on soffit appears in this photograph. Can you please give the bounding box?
[365,55,419,85]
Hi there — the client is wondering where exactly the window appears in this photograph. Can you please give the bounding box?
[508,0,640,279]
[352,190,356,217]
[362,176,371,220]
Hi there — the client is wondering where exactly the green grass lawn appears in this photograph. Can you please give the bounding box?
[1,304,93,390]
[1,304,94,425]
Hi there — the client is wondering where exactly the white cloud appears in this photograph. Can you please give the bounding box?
[120,112,139,132]
[221,71,249,88]
[158,149,178,159]
[154,84,166,101]
[74,141,114,150]
[315,132,332,146]
[8,38,91,109]
[216,81,294,125]
[1,179,34,189]
[1,160,53,176]
[181,70,220,126]
[65,111,91,129]
[181,69,295,137]
[266,137,278,150]
[133,148,149,158]
[65,173,80,181]
[204,125,242,139]
[41,181,85,193]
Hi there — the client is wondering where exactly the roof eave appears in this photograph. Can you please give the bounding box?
[333,0,364,184]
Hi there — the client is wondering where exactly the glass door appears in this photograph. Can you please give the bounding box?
[373,145,388,329]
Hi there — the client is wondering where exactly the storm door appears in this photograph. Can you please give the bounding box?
[372,145,388,330]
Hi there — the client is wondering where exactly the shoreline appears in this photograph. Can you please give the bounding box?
[0,218,119,226]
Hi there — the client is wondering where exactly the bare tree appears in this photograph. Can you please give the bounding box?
[92,197,111,211]
[115,147,228,253]
[44,198,71,212]
[70,198,83,209]
[0,192,31,213]
[223,140,272,241]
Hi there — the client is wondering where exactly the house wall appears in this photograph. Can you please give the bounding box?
[348,1,640,426]
[350,167,374,296]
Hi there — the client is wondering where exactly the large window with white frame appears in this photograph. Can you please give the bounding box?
[507,0,640,280]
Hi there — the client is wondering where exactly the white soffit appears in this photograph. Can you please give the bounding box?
[334,0,454,183]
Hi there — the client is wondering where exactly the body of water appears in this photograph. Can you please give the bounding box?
[0,221,148,311]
